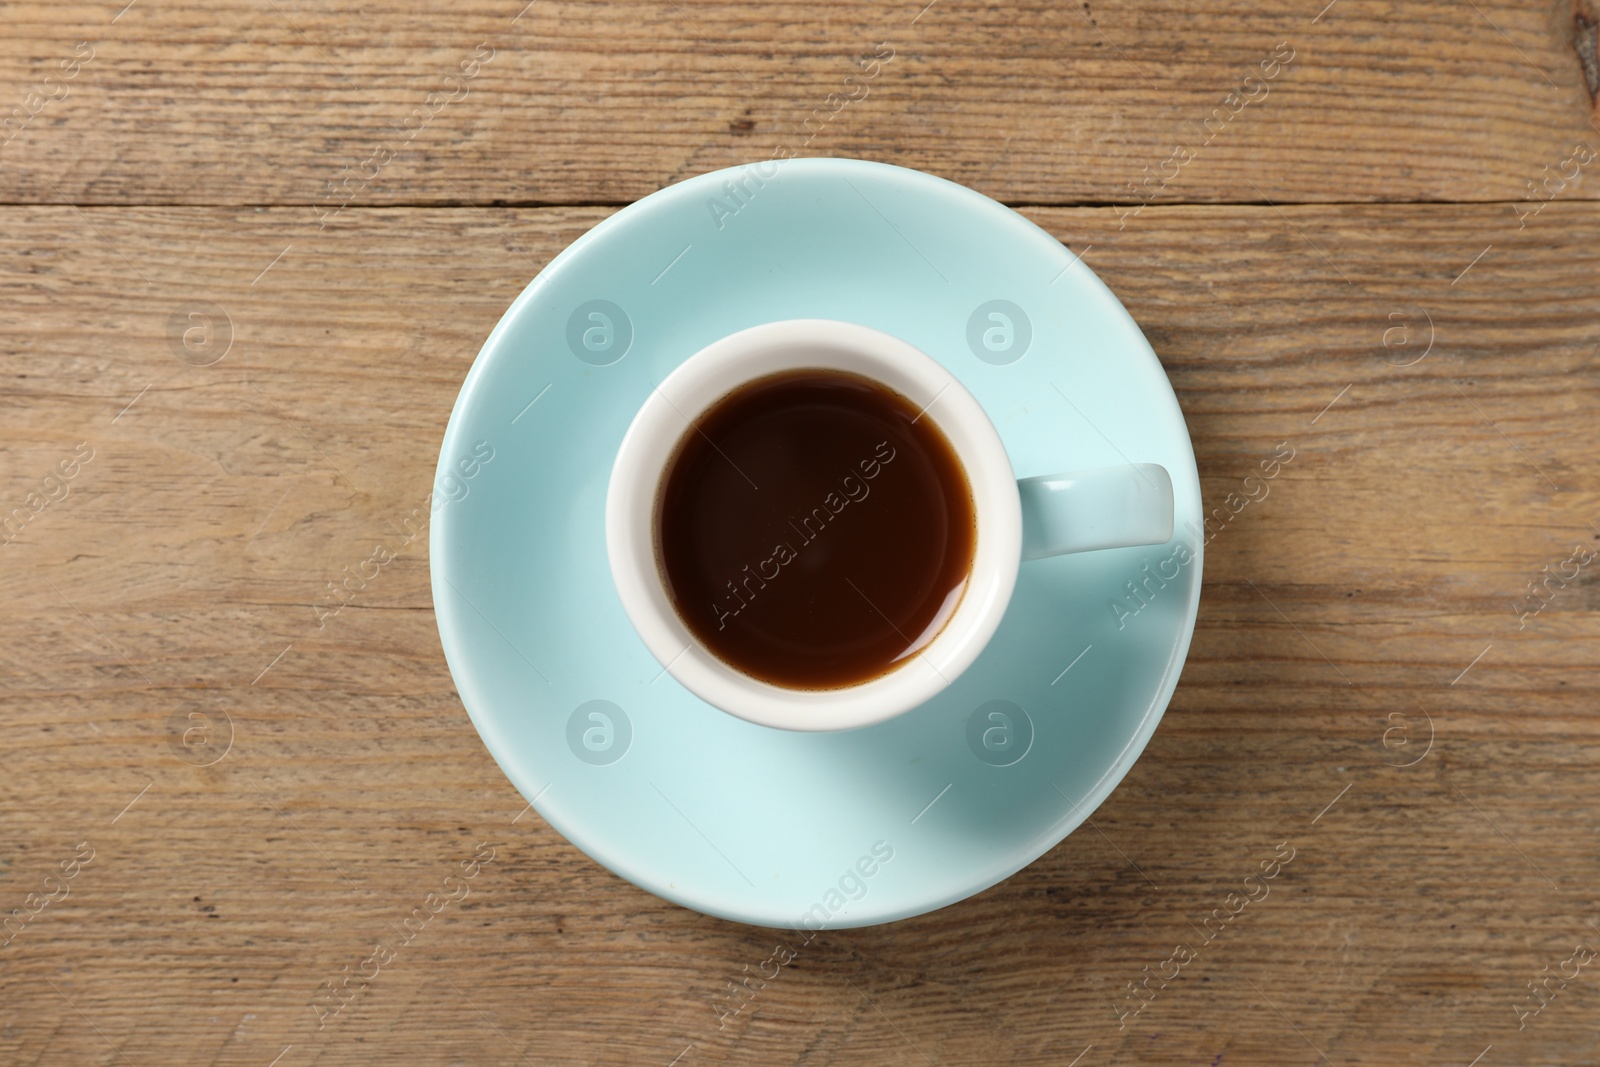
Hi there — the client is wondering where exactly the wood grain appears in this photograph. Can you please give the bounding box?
[4,0,1600,1062]
[0,199,1596,1065]
[1,0,1599,207]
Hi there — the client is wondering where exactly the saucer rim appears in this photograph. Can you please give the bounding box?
[431,156,1204,928]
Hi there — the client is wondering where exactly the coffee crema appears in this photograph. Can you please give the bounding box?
[656,368,976,690]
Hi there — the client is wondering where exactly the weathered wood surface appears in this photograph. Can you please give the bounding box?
[3,0,1600,1061]
[0,202,1596,1065]
[0,0,1599,206]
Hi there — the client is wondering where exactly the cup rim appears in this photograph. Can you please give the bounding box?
[605,319,1021,732]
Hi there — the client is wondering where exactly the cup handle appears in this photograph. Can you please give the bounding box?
[1018,464,1175,561]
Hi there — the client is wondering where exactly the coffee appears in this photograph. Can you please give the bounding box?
[656,368,976,690]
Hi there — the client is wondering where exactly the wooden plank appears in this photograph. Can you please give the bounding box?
[1,0,1598,206]
[0,202,1596,1064]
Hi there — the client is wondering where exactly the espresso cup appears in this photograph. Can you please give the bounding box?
[606,319,1173,731]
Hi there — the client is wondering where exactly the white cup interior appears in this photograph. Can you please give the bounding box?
[605,319,1021,732]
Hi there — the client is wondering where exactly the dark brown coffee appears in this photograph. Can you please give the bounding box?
[656,368,976,690]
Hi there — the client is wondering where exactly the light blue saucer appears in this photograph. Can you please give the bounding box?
[431,158,1202,928]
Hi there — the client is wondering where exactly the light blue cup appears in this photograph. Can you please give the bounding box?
[432,157,1203,927]
[606,317,1175,732]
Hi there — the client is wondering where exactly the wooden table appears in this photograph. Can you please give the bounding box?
[3,1,1597,1063]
